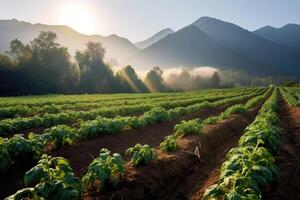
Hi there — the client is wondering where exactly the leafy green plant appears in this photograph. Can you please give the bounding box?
[12,135,43,160]
[37,125,78,151]
[6,154,83,200]
[174,118,203,137]
[0,87,263,174]
[129,116,148,129]
[78,117,127,139]
[203,144,279,200]
[219,104,246,120]
[4,188,38,200]
[159,135,179,152]
[203,116,219,125]
[142,107,171,124]
[203,89,281,200]
[244,88,271,110]
[0,137,11,174]
[126,144,156,166]
[280,88,299,106]
[82,148,124,191]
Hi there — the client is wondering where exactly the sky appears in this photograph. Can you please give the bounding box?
[0,0,300,42]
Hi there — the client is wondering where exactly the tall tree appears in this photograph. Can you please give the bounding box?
[75,41,116,93]
[144,67,169,92]
[8,39,32,64]
[210,71,220,88]
[116,65,148,93]
[26,31,76,94]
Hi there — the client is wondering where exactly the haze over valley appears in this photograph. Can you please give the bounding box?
[1,16,300,77]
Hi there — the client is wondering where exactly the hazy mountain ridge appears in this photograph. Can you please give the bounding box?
[129,17,300,76]
[0,17,300,76]
[130,25,284,75]
[254,24,300,51]
[134,28,174,49]
[0,19,139,63]
[191,17,300,75]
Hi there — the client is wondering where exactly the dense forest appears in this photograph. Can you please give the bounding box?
[0,31,223,96]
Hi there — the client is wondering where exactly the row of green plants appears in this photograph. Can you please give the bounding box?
[54,89,264,142]
[0,92,174,108]
[82,144,156,195]
[0,89,264,174]
[0,90,207,118]
[202,88,272,126]
[203,88,281,200]
[81,88,269,198]
[0,88,246,108]
[280,87,299,106]
[78,87,271,197]
[5,145,157,199]
[0,88,260,136]
[3,89,267,199]
[159,87,271,153]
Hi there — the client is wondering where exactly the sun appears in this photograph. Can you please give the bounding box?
[59,3,96,35]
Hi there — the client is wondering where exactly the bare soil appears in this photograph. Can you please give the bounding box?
[0,103,232,199]
[51,105,230,177]
[84,105,262,200]
[0,95,257,199]
[262,97,300,200]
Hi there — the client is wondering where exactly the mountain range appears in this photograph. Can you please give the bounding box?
[0,17,300,76]
[134,28,174,49]
[254,24,300,51]
[0,19,139,64]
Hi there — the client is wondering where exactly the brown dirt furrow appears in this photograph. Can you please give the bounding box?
[0,103,234,199]
[51,104,231,177]
[85,104,262,200]
[0,94,258,199]
[262,98,300,200]
[169,104,261,200]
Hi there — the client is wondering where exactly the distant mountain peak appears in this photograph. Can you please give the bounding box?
[254,23,300,51]
[0,19,139,64]
[281,23,300,31]
[134,28,175,49]
[193,16,218,23]
[192,16,248,33]
[192,16,229,26]
[158,28,174,34]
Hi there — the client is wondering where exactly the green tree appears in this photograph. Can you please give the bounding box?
[75,41,116,93]
[8,39,32,64]
[144,67,169,92]
[116,65,148,93]
[210,71,220,88]
[26,31,77,94]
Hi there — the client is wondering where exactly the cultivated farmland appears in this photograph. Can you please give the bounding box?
[0,87,299,200]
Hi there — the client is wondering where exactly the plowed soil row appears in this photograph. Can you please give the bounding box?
[10,95,243,138]
[51,103,233,177]
[262,97,300,200]
[0,100,243,199]
[84,103,263,200]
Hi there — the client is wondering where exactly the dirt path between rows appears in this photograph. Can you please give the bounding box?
[170,103,263,200]
[85,103,263,200]
[262,97,300,200]
[8,95,243,138]
[0,100,243,199]
[51,104,233,177]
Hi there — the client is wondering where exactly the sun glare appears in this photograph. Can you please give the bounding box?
[59,3,96,35]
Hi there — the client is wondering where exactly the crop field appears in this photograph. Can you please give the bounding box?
[0,87,299,200]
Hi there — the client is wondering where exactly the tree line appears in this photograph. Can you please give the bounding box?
[0,31,222,96]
